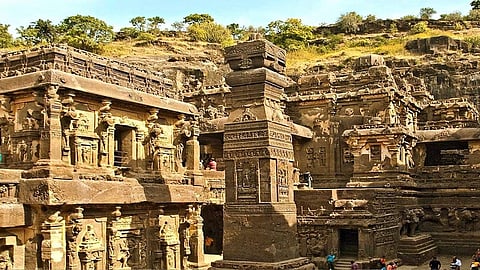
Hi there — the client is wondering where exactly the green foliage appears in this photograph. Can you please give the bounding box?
[454,22,465,31]
[57,15,114,53]
[439,12,463,21]
[226,23,244,40]
[171,21,185,32]
[265,18,314,51]
[364,14,377,23]
[16,19,57,46]
[409,21,429,34]
[466,9,480,20]
[336,12,363,34]
[187,21,233,46]
[419,7,436,20]
[464,36,480,47]
[16,26,38,46]
[389,22,398,33]
[183,14,214,25]
[136,32,156,44]
[130,16,147,31]
[119,27,140,39]
[0,24,13,48]
[400,15,418,20]
[147,16,165,35]
[471,0,480,10]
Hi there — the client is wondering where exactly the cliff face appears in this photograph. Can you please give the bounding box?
[110,35,480,118]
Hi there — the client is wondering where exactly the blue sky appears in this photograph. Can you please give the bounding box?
[0,0,472,34]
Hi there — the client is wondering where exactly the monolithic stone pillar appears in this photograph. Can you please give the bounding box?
[211,39,314,270]
[186,123,203,185]
[187,205,207,269]
[41,212,66,270]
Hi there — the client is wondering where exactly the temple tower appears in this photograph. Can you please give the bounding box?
[210,39,313,269]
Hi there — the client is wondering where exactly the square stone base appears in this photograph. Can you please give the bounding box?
[209,257,315,270]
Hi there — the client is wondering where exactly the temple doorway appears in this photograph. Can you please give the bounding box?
[201,204,223,255]
[339,229,358,257]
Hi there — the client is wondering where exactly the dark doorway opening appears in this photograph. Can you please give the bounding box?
[425,141,468,166]
[339,229,358,257]
[201,204,223,255]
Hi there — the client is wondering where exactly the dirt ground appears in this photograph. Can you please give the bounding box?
[399,255,473,270]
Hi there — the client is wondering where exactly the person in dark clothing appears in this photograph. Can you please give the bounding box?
[429,256,441,270]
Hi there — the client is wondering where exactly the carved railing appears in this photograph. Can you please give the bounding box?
[0,44,178,100]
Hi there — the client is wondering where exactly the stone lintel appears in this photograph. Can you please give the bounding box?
[17,179,205,205]
[0,70,197,115]
[210,257,314,270]
[226,67,289,88]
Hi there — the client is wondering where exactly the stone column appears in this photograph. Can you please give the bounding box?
[185,121,203,185]
[41,211,66,270]
[186,205,207,269]
[210,39,314,270]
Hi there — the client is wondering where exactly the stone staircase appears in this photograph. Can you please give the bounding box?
[335,256,356,270]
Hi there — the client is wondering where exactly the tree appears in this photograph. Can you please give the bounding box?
[34,19,57,43]
[130,16,147,32]
[226,23,245,40]
[439,12,463,21]
[16,19,57,46]
[0,24,13,48]
[467,9,480,20]
[471,0,480,10]
[147,16,165,35]
[265,18,314,50]
[336,12,363,34]
[419,7,436,20]
[187,21,233,46]
[183,13,214,25]
[364,14,377,23]
[16,25,38,46]
[57,15,114,53]
[171,21,185,32]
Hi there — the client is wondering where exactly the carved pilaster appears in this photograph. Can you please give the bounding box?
[41,211,66,270]
[66,207,84,270]
[186,204,207,269]
[155,216,181,270]
[38,84,63,162]
[107,207,131,270]
[99,100,115,168]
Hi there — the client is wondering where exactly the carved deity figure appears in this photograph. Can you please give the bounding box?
[0,250,12,270]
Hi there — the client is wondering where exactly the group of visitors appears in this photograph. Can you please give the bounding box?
[429,256,461,270]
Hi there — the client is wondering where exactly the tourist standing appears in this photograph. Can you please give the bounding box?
[429,256,441,270]
[326,252,336,270]
[206,158,217,170]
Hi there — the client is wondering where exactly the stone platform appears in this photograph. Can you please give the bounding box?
[397,234,437,265]
[210,257,315,270]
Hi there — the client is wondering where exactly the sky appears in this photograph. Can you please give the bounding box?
[0,0,473,34]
